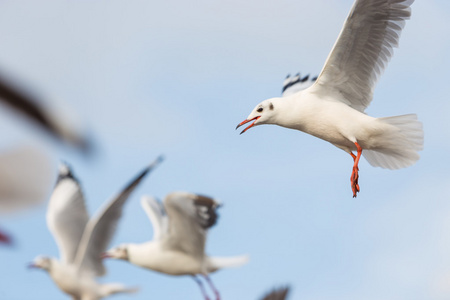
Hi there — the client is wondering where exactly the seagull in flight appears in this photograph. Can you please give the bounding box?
[0,70,94,244]
[104,193,249,300]
[237,0,423,197]
[29,157,162,300]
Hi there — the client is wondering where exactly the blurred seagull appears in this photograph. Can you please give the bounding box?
[0,145,56,244]
[236,0,423,197]
[29,157,163,300]
[0,70,93,244]
[104,193,249,300]
[0,72,93,154]
[259,286,290,300]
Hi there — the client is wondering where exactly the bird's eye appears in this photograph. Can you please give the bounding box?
[257,107,263,113]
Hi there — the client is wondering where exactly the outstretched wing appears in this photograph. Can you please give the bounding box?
[310,0,414,112]
[0,73,92,153]
[141,195,168,241]
[46,163,89,264]
[74,156,163,276]
[281,73,316,97]
[162,192,220,259]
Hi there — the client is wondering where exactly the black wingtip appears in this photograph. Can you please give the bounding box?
[260,286,290,300]
[150,155,164,169]
[122,155,164,194]
[140,155,164,178]
[282,71,318,94]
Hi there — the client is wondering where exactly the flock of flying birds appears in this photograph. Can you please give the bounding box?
[0,0,423,299]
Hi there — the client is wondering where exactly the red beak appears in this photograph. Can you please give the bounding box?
[236,116,260,134]
[100,252,111,259]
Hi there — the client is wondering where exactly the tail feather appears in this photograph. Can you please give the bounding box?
[206,255,249,273]
[100,283,139,297]
[363,114,423,169]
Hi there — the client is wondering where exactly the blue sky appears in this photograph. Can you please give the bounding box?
[0,0,450,299]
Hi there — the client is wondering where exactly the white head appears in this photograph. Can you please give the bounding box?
[29,256,53,271]
[102,245,129,261]
[236,98,281,134]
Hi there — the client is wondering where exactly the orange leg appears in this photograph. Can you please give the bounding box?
[350,142,362,198]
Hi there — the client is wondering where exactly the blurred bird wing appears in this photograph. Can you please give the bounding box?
[260,286,290,300]
[281,74,316,97]
[162,192,220,258]
[0,74,92,153]
[309,0,414,112]
[0,146,56,213]
[74,157,162,276]
[140,195,168,241]
[46,164,89,264]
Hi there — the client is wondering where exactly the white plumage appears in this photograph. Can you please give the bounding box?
[237,0,423,197]
[30,157,162,300]
[104,193,248,300]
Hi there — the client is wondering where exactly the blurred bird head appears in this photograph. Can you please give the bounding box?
[102,245,129,261]
[28,256,52,271]
[56,161,76,183]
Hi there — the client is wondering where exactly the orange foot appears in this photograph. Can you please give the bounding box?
[350,166,360,198]
[350,142,362,198]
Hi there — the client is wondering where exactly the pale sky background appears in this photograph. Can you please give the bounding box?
[0,0,450,299]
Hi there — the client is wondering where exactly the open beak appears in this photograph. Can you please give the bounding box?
[236,116,260,134]
[100,252,111,259]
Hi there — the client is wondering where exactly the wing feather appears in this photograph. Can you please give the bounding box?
[0,73,92,153]
[281,73,317,97]
[74,156,163,276]
[140,195,168,241]
[46,163,89,264]
[162,192,220,258]
[310,0,414,112]
[260,287,290,300]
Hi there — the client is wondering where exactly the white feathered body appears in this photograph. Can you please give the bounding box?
[270,91,423,169]
[47,260,98,300]
[46,259,134,300]
[32,161,158,300]
[127,242,204,276]
[126,241,248,276]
